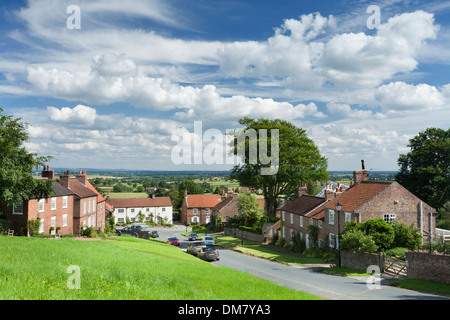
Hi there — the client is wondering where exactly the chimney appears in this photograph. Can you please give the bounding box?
[59,171,70,188]
[325,184,334,201]
[221,188,227,201]
[298,182,308,197]
[41,165,55,180]
[353,160,369,185]
[184,189,188,198]
[76,170,87,185]
[151,193,155,199]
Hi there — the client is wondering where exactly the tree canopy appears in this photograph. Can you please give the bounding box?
[0,108,54,206]
[229,117,329,218]
[395,127,450,210]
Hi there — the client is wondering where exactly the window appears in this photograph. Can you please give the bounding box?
[131,208,135,213]
[39,219,44,233]
[88,216,92,227]
[206,208,210,215]
[300,216,303,227]
[191,216,199,223]
[38,199,45,212]
[383,214,396,224]
[329,233,335,248]
[62,214,68,227]
[329,209,335,225]
[117,218,124,223]
[282,211,285,221]
[63,196,68,209]
[146,208,150,212]
[345,212,352,223]
[290,213,293,224]
[51,198,57,210]
[282,226,285,238]
[83,202,87,214]
[88,201,91,213]
[318,220,323,228]
[290,230,295,245]
[309,218,313,225]
[162,208,166,212]
[92,200,96,211]
[13,202,23,215]
[118,208,124,213]
[193,208,198,215]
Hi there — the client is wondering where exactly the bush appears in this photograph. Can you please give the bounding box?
[385,247,409,260]
[340,230,378,253]
[362,218,394,250]
[27,218,41,236]
[392,222,422,250]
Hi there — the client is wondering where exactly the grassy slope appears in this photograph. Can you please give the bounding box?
[0,236,321,300]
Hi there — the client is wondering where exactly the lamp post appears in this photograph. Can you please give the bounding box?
[335,201,342,267]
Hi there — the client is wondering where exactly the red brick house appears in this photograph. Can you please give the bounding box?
[212,189,266,223]
[181,190,222,225]
[59,170,105,234]
[280,168,437,249]
[1,167,75,236]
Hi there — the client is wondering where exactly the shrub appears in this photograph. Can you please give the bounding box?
[27,218,41,236]
[340,230,378,253]
[392,222,422,250]
[361,218,394,250]
[385,247,409,260]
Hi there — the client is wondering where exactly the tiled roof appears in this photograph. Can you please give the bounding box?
[279,195,326,216]
[68,179,98,198]
[107,197,172,208]
[324,181,392,212]
[213,196,233,211]
[50,182,74,197]
[85,180,106,203]
[185,194,222,208]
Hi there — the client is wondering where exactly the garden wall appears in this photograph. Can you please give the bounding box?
[224,227,264,242]
[341,251,385,272]
[406,252,450,284]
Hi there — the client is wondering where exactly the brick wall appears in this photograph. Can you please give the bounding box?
[341,251,385,272]
[406,252,450,284]
[224,227,264,242]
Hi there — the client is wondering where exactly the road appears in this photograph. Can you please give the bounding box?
[156,223,449,300]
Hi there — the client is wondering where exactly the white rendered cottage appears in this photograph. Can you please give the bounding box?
[107,197,173,225]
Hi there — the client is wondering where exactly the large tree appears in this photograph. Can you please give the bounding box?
[0,108,54,206]
[229,117,329,219]
[395,127,450,211]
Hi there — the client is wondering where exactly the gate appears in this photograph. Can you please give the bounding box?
[384,256,407,277]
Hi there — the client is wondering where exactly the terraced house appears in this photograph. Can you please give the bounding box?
[279,166,437,249]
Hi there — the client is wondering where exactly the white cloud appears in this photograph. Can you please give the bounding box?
[47,105,97,126]
[374,81,446,112]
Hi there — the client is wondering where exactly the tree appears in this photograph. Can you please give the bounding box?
[229,117,329,219]
[396,127,450,211]
[0,108,54,206]
[340,230,378,253]
[391,221,422,250]
[237,193,265,227]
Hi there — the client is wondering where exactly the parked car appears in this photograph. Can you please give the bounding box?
[197,247,219,261]
[186,241,205,255]
[138,230,159,239]
[166,237,180,246]
[116,224,150,237]
[188,233,198,241]
[203,236,215,246]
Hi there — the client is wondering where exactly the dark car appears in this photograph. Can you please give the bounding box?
[116,224,148,237]
[138,230,159,239]
[186,241,205,255]
[188,233,198,241]
[197,247,219,261]
[166,237,180,246]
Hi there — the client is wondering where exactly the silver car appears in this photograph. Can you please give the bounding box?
[203,236,215,246]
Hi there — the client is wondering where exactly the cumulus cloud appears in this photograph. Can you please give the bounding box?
[47,105,97,126]
[374,81,446,112]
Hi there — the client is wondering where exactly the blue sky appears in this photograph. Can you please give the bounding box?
[1,0,449,172]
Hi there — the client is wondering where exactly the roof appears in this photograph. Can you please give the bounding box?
[68,179,98,199]
[107,197,172,208]
[279,195,326,216]
[213,196,233,211]
[324,181,392,212]
[50,182,74,197]
[185,194,222,208]
[84,179,106,203]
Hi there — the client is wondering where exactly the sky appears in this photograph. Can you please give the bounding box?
[0,0,449,172]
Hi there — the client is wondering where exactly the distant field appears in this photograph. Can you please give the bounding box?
[0,236,320,300]
[108,192,148,199]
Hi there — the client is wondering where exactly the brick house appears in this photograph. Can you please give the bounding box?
[1,167,75,236]
[181,190,222,225]
[58,170,105,234]
[106,196,173,225]
[280,168,437,249]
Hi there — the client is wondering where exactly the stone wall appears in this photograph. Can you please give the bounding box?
[224,227,264,242]
[406,252,450,284]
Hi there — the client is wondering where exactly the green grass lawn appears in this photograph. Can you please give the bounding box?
[108,192,148,199]
[388,279,450,296]
[0,235,321,300]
